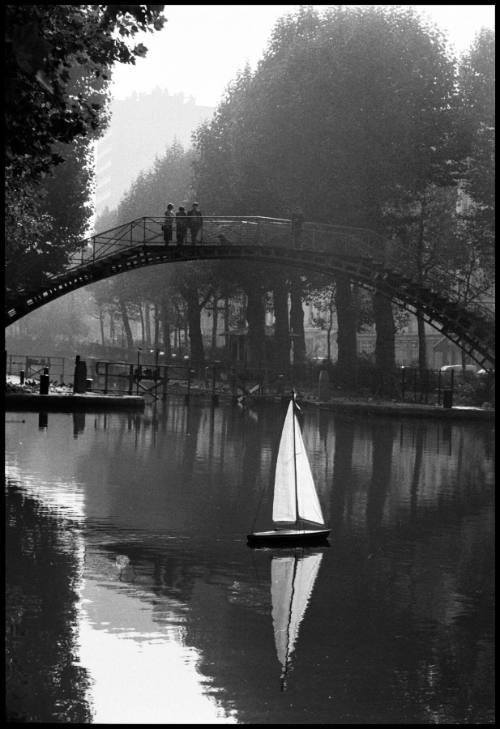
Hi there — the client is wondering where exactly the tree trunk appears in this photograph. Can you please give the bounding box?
[118,298,134,351]
[145,303,152,348]
[327,290,335,361]
[183,286,205,366]
[373,291,395,370]
[154,303,160,349]
[109,312,115,344]
[417,314,427,372]
[272,281,290,372]
[224,296,231,360]
[139,306,145,347]
[245,287,266,367]
[335,274,357,385]
[211,296,218,353]
[289,277,306,367]
[416,196,427,378]
[160,294,172,359]
[99,308,105,347]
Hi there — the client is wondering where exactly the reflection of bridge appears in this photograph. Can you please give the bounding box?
[5,216,494,369]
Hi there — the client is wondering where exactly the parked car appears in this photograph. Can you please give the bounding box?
[440,364,478,379]
[475,368,495,378]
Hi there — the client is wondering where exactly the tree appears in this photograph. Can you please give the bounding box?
[6,5,166,292]
[6,5,165,183]
[459,31,494,216]
[193,6,464,380]
[385,184,460,372]
[457,29,495,284]
[90,142,204,358]
[309,284,337,362]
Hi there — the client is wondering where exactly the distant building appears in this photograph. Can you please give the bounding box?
[94,88,214,215]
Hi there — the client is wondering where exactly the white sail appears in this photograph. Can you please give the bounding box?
[271,552,324,675]
[272,401,325,526]
[272,402,297,524]
[294,411,325,525]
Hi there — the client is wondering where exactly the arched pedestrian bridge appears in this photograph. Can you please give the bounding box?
[5,216,495,369]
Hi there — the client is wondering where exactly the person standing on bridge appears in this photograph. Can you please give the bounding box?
[176,206,188,245]
[188,202,203,243]
[162,203,175,246]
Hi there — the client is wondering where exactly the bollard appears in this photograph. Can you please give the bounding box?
[40,367,50,395]
[85,378,93,391]
[20,370,25,385]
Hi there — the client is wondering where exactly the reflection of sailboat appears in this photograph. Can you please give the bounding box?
[271,549,324,689]
[247,392,330,545]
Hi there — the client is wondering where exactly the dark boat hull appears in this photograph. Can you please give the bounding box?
[247,528,330,547]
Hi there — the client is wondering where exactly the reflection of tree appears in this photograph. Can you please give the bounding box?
[366,422,393,554]
[410,424,425,521]
[182,405,203,487]
[6,483,91,722]
[330,416,354,534]
[72,411,85,439]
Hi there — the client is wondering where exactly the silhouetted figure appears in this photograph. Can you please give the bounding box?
[162,203,175,245]
[176,206,188,245]
[188,202,203,243]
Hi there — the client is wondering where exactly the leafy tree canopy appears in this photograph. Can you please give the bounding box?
[6,4,166,295]
[6,4,166,183]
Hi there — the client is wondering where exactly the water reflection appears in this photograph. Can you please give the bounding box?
[5,399,495,723]
[73,411,86,439]
[6,484,91,722]
[78,558,237,724]
[270,548,325,691]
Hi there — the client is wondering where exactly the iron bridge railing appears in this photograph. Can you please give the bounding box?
[54,215,493,325]
[62,216,388,270]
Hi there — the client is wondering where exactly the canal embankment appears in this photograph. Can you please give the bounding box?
[5,377,493,420]
[311,396,494,421]
[5,392,145,411]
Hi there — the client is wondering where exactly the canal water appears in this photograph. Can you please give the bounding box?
[5,397,495,724]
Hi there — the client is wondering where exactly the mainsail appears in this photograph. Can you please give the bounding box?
[272,400,325,527]
[271,551,324,681]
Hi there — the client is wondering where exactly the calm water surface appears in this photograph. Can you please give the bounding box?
[5,397,495,724]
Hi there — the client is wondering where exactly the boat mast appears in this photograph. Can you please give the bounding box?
[291,390,300,531]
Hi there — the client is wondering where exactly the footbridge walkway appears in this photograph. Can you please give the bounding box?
[5,216,495,369]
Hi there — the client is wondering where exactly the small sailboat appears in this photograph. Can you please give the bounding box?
[247,391,330,546]
[271,549,324,689]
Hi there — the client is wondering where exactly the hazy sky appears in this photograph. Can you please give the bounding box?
[111,4,495,107]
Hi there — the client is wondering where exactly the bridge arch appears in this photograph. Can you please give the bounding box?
[5,216,494,369]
